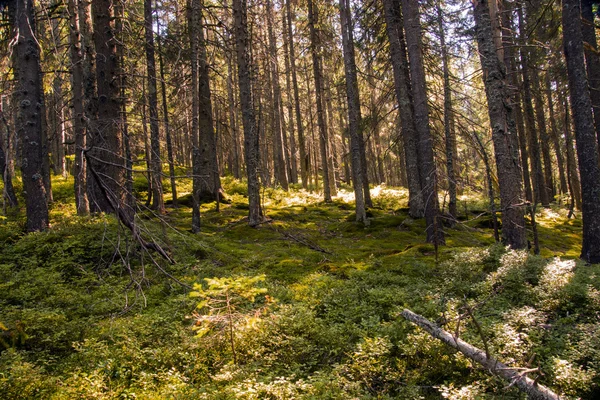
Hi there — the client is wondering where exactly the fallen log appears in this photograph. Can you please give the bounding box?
[401,309,560,400]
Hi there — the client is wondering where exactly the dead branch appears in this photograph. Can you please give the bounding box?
[401,309,560,400]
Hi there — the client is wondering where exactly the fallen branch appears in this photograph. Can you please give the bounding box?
[401,309,560,400]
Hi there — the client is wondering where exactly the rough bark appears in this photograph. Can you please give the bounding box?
[517,6,549,207]
[581,0,600,148]
[401,309,561,400]
[472,0,527,249]
[233,0,262,226]
[339,0,367,224]
[266,0,289,191]
[438,3,457,222]
[546,74,568,198]
[145,0,165,213]
[197,1,222,202]
[382,0,424,218]
[562,0,600,263]
[189,0,201,231]
[307,0,333,201]
[9,0,49,231]
[0,102,18,208]
[532,67,555,200]
[400,0,444,244]
[90,0,126,215]
[281,6,298,184]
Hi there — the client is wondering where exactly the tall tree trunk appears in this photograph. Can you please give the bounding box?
[233,0,262,226]
[401,0,444,244]
[157,31,178,207]
[307,0,333,201]
[0,100,18,208]
[281,6,298,184]
[286,0,308,188]
[560,90,582,210]
[437,3,457,222]
[472,0,527,249]
[517,6,549,207]
[546,74,568,198]
[197,1,222,201]
[68,0,89,215]
[90,0,126,215]
[562,0,600,263]
[266,0,289,190]
[189,0,201,231]
[581,0,600,148]
[145,0,165,213]
[382,0,424,218]
[532,68,555,200]
[9,0,49,231]
[226,48,241,179]
[339,0,367,224]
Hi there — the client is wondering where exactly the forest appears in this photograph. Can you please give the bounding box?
[1,0,600,398]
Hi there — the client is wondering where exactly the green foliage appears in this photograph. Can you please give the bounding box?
[1,178,599,399]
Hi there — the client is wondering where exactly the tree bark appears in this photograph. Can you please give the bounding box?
[401,309,560,400]
[286,0,308,189]
[90,0,126,216]
[546,74,568,198]
[581,0,600,149]
[0,102,18,208]
[9,0,49,231]
[562,0,600,263]
[339,0,367,224]
[382,0,424,218]
[197,1,222,202]
[307,0,333,202]
[145,0,165,213]
[68,0,90,215]
[400,0,444,245]
[233,0,262,226]
[189,0,202,231]
[472,0,527,249]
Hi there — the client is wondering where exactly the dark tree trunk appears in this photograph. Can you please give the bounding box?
[307,0,334,201]
[145,0,165,213]
[281,6,298,184]
[546,74,568,198]
[562,0,600,263]
[90,0,126,215]
[68,0,90,215]
[197,1,222,202]
[266,0,289,191]
[401,0,444,245]
[189,0,202,231]
[581,0,600,148]
[286,0,308,189]
[9,0,49,231]
[437,3,457,222]
[382,0,424,218]
[0,102,18,208]
[339,0,367,224]
[558,88,582,210]
[157,32,178,208]
[517,6,549,207]
[233,0,262,226]
[473,0,527,249]
[532,68,555,200]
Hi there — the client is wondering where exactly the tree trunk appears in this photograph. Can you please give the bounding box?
[532,68,555,200]
[281,6,298,185]
[546,74,568,198]
[198,1,222,202]
[90,0,126,215]
[437,3,457,222]
[157,32,178,208]
[558,88,582,210]
[266,0,289,191]
[339,0,367,224]
[145,0,165,213]
[382,0,424,218]
[307,0,333,202]
[472,0,527,249]
[286,0,308,189]
[189,0,202,231]
[0,101,18,208]
[68,0,90,215]
[233,0,262,226]
[562,0,600,263]
[401,0,444,245]
[581,0,600,148]
[9,0,49,231]
[517,6,549,207]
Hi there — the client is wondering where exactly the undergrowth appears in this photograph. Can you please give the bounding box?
[0,176,598,399]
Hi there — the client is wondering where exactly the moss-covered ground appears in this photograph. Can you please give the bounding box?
[1,175,599,399]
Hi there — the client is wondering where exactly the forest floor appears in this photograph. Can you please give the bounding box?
[1,175,599,399]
